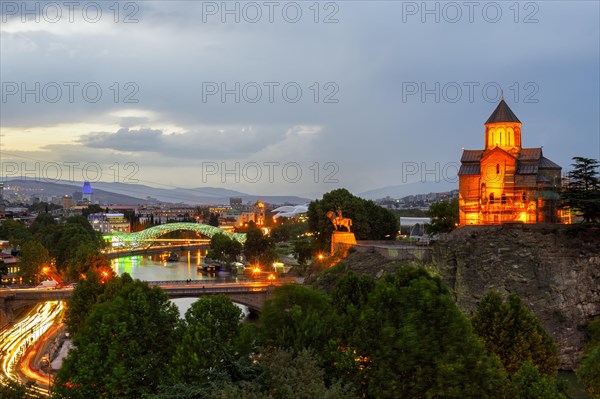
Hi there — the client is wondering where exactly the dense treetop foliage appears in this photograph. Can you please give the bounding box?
[53,274,180,399]
[49,265,569,399]
[472,291,559,376]
[0,213,109,283]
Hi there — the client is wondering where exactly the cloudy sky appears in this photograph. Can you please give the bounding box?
[1,1,598,198]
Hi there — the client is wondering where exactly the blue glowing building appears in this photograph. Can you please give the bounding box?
[82,181,93,203]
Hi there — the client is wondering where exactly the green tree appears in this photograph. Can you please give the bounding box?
[331,272,374,335]
[64,270,109,336]
[19,240,52,284]
[208,233,242,265]
[51,216,104,278]
[586,317,600,349]
[30,212,59,249]
[562,156,600,222]
[0,219,32,246]
[143,384,211,399]
[209,213,220,227]
[270,221,308,243]
[577,345,600,398]
[509,361,568,399]
[81,204,103,217]
[292,237,314,265]
[259,284,334,354]
[472,292,559,376]
[350,267,506,399]
[53,275,180,399]
[577,317,600,398]
[214,348,356,399]
[425,197,459,235]
[243,225,277,266]
[171,295,250,385]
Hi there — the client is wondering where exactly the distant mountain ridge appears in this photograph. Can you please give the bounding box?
[1,179,309,205]
[358,180,456,200]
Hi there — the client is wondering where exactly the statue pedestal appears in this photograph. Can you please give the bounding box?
[331,231,357,256]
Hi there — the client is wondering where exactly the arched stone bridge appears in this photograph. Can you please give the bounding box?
[109,223,247,249]
[0,281,290,326]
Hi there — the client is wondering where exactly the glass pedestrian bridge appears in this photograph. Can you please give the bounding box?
[106,222,247,249]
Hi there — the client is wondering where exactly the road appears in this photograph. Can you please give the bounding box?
[0,301,65,395]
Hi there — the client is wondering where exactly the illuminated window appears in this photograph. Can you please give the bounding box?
[490,193,495,204]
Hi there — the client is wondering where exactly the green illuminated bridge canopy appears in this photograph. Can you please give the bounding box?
[108,223,246,248]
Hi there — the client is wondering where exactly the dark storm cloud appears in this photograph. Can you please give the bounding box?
[78,125,290,159]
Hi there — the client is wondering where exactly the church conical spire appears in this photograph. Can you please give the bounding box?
[485,98,521,124]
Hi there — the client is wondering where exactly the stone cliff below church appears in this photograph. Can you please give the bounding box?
[432,223,600,370]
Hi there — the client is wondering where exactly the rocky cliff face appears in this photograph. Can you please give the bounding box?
[432,224,600,370]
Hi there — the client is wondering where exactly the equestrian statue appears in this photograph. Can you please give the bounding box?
[326,208,352,232]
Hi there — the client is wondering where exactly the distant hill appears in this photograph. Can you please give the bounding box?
[1,179,309,205]
[2,180,152,205]
[359,181,456,200]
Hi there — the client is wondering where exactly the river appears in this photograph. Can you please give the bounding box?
[111,251,251,317]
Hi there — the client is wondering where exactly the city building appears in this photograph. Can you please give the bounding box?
[82,181,93,203]
[458,99,563,225]
[63,195,73,209]
[88,213,131,234]
[229,197,243,208]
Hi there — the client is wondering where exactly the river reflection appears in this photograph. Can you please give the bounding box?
[111,251,249,283]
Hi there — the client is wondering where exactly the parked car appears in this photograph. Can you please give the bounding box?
[36,280,60,290]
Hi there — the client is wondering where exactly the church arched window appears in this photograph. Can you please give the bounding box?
[490,193,495,204]
[496,164,500,174]
[522,192,526,202]
[501,193,507,204]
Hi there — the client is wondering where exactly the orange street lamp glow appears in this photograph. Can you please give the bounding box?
[252,267,261,274]
[42,267,49,274]
[318,254,324,260]
[267,273,276,281]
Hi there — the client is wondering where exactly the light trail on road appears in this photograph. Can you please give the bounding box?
[0,301,64,395]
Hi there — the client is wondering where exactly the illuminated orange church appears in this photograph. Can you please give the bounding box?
[458,99,563,225]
